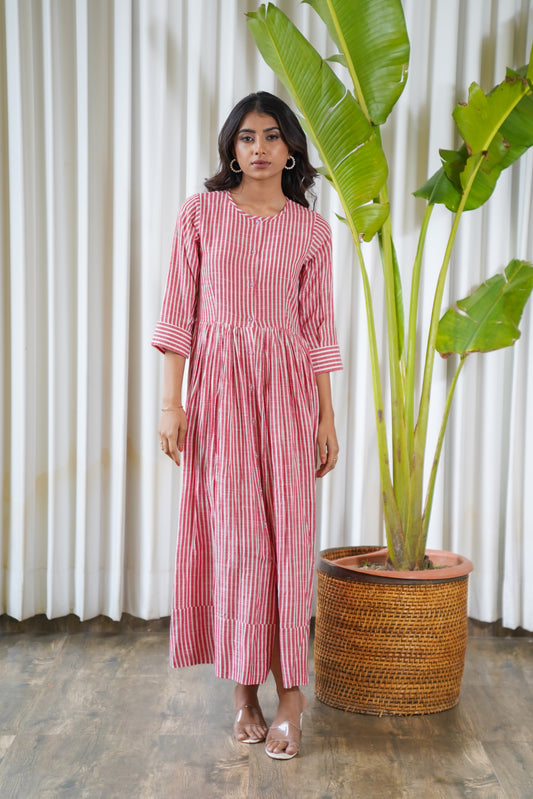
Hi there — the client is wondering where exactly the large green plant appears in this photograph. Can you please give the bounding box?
[248,0,533,569]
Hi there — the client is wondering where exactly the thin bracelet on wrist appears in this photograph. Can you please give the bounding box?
[161,405,183,411]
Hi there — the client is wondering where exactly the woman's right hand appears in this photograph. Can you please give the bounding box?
[159,408,188,466]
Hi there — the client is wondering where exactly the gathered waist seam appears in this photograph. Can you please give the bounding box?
[196,321,301,335]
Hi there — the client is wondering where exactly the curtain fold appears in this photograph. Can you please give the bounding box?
[1,0,532,628]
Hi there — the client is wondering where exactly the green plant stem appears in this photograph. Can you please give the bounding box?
[405,204,433,454]
[408,150,486,564]
[418,356,466,563]
[408,205,464,561]
[353,232,405,566]
[401,204,433,564]
[414,151,484,472]
[378,191,409,525]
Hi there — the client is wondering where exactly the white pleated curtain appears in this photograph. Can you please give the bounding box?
[1,0,532,628]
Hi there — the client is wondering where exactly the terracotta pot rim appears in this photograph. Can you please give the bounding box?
[318,547,474,585]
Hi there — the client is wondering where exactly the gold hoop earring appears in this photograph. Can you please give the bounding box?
[284,155,296,170]
[230,159,242,174]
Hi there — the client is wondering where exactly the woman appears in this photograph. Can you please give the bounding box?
[152,92,342,760]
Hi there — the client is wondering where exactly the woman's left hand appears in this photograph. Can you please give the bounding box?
[316,413,339,478]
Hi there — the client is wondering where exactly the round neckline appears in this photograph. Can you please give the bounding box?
[225,190,289,220]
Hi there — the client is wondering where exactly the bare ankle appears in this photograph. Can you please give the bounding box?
[234,683,260,707]
[277,685,302,700]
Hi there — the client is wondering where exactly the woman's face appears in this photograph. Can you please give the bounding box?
[233,111,291,184]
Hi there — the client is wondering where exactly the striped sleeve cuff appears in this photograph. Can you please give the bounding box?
[308,345,343,374]
[151,321,192,357]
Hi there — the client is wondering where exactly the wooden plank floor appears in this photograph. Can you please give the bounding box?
[0,618,532,798]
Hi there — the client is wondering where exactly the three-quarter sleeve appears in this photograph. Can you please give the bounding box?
[151,194,201,356]
[299,216,343,374]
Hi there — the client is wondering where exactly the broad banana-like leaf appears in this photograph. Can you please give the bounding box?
[247,4,388,240]
[304,0,410,125]
[415,56,533,211]
[437,259,533,357]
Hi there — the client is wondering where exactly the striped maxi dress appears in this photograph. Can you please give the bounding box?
[152,189,342,688]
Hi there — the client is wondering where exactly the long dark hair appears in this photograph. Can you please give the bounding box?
[204,92,318,208]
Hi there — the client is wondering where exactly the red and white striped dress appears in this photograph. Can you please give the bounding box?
[152,190,342,688]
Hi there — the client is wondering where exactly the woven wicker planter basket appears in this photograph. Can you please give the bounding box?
[315,546,473,716]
